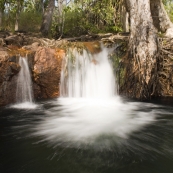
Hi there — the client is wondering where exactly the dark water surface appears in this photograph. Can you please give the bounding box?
[1,97,173,173]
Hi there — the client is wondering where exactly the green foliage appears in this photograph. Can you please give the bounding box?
[162,0,173,5]
[109,41,127,87]
[51,0,122,38]
[2,11,42,33]
[2,13,14,31]
[0,0,5,10]
[19,11,42,32]
[0,0,42,32]
[163,0,173,22]
[1,0,122,36]
[2,0,173,37]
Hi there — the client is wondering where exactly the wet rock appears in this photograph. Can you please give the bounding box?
[83,41,102,54]
[10,62,21,75]
[0,54,20,106]
[5,34,24,46]
[22,42,40,51]
[0,42,65,106]
[33,47,64,99]
[0,31,10,38]
[8,56,17,63]
[0,50,8,62]
[0,38,5,46]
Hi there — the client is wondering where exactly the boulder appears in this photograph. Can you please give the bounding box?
[0,50,20,106]
[33,47,64,99]
[4,34,24,46]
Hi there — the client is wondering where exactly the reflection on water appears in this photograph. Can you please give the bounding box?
[1,98,173,173]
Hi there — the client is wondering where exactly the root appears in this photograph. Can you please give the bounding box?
[157,38,173,96]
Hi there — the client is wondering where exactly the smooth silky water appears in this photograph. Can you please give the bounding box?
[11,56,37,109]
[1,47,173,173]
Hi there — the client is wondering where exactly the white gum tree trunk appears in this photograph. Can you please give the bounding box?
[40,0,55,36]
[57,0,65,38]
[121,3,130,32]
[123,0,158,99]
[14,12,19,32]
[150,0,173,38]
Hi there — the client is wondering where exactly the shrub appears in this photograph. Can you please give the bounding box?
[19,11,42,32]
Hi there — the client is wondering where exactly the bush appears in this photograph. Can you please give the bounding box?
[51,2,122,38]
[19,11,42,32]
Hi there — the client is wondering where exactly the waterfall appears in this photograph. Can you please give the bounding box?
[60,46,116,98]
[11,56,37,109]
[16,56,33,103]
[33,44,155,147]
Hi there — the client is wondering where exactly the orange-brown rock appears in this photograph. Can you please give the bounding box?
[0,42,65,106]
[83,41,101,54]
[33,47,64,99]
[0,48,21,106]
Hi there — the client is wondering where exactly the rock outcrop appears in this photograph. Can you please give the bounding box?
[33,47,64,99]
[0,44,65,106]
[1,31,173,106]
[0,48,20,106]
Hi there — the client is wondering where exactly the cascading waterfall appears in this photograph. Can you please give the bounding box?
[16,56,33,103]
[60,46,116,98]
[33,43,155,148]
[12,56,36,109]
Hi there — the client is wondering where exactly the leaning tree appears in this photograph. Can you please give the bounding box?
[120,0,173,99]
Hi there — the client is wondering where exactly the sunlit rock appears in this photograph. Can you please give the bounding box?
[33,47,65,99]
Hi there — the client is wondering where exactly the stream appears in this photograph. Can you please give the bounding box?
[1,97,173,173]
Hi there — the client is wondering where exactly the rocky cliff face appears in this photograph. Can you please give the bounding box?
[0,33,102,107]
[0,49,20,106]
[33,47,64,99]
[0,44,64,106]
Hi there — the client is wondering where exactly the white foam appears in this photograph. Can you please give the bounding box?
[33,97,156,146]
[33,45,156,148]
[11,102,38,109]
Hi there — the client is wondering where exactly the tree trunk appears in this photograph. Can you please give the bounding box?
[0,10,2,28]
[40,0,55,37]
[14,0,21,32]
[122,0,158,99]
[57,0,65,39]
[40,0,44,14]
[120,1,129,32]
[150,0,173,38]
[14,12,19,32]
